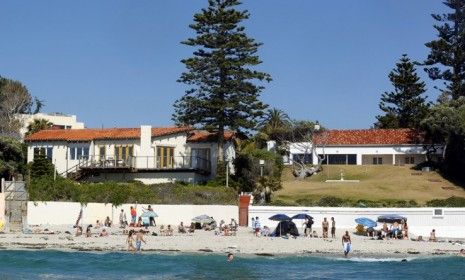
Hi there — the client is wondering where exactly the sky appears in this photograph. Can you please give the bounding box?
[0,0,448,129]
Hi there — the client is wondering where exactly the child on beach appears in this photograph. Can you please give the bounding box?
[135,229,146,253]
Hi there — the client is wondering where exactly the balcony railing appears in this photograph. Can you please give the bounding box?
[78,155,211,173]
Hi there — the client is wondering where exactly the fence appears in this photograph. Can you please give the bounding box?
[249,206,465,238]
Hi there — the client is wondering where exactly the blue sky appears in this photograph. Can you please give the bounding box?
[0,0,447,129]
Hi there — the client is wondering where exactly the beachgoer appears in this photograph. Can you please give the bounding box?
[95,220,102,229]
[382,222,389,240]
[100,228,109,237]
[230,218,238,231]
[189,222,195,233]
[331,217,336,238]
[143,205,156,226]
[85,225,92,237]
[120,209,128,228]
[75,226,83,237]
[254,217,261,237]
[167,225,173,236]
[459,249,465,257]
[130,206,137,225]
[135,229,146,253]
[322,217,329,238]
[429,229,437,242]
[136,217,143,227]
[219,220,225,231]
[304,218,313,237]
[104,216,112,227]
[402,222,409,239]
[342,231,352,257]
[391,222,400,239]
[127,230,136,252]
[178,222,187,233]
[251,218,256,231]
[227,253,234,262]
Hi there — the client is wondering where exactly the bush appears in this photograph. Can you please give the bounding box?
[317,196,346,207]
[426,196,465,207]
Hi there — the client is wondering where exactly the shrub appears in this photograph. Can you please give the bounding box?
[426,196,465,207]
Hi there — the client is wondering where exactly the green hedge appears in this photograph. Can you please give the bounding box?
[272,196,421,207]
[27,177,237,205]
[426,196,465,207]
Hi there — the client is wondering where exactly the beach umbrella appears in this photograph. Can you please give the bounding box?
[355,217,377,228]
[291,214,313,220]
[141,211,158,218]
[377,214,407,223]
[268,214,291,221]
[192,215,214,224]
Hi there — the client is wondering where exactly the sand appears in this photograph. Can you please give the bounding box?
[0,225,463,258]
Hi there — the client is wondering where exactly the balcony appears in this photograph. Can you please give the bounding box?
[77,155,211,175]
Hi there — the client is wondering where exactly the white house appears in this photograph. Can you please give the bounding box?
[283,129,441,166]
[24,126,236,184]
[18,112,85,138]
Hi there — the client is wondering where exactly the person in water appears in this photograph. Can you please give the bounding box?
[227,253,234,262]
[342,231,352,257]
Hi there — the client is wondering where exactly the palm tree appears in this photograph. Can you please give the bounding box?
[26,118,53,136]
[258,108,291,142]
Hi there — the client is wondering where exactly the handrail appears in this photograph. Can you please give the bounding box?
[76,155,211,173]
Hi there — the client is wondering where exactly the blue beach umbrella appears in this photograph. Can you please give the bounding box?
[268,214,291,221]
[377,215,407,223]
[291,214,313,220]
[354,217,377,228]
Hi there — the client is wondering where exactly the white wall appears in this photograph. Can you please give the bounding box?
[18,113,85,137]
[249,206,465,238]
[27,202,237,227]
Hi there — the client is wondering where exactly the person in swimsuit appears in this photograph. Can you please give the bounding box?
[227,253,234,262]
[135,229,146,253]
[322,217,329,238]
[331,217,336,238]
[127,230,136,253]
[342,231,352,257]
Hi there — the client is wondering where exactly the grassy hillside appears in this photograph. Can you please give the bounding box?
[275,165,465,206]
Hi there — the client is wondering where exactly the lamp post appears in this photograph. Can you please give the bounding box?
[259,159,265,177]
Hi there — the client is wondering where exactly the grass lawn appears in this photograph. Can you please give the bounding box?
[275,165,465,205]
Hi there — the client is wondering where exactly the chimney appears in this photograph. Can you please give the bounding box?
[140,125,151,156]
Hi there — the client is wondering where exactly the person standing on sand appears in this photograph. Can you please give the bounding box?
[130,206,137,225]
[120,209,127,228]
[342,231,352,257]
[322,218,329,238]
[127,230,135,253]
[331,217,336,238]
[135,229,147,253]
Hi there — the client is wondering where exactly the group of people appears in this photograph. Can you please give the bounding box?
[378,220,409,240]
[119,205,156,229]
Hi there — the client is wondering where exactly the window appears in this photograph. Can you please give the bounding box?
[322,154,357,165]
[99,146,106,160]
[33,147,53,160]
[292,153,312,164]
[372,157,383,165]
[192,148,210,169]
[69,145,90,160]
[157,146,174,168]
[405,157,415,164]
[115,145,133,160]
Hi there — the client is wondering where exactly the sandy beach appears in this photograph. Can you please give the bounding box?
[1,225,464,258]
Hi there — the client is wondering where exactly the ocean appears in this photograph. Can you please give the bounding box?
[0,250,463,279]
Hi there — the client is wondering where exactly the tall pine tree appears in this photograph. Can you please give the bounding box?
[173,0,271,166]
[375,54,429,129]
[422,0,465,182]
[424,0,465,101]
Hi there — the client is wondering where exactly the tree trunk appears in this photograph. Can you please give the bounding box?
[218,124,225,163]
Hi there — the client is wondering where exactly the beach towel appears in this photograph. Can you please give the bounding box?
[343,242,352,253]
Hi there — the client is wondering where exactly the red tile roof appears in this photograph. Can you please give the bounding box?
[25,127,192,142]
[187,130,236,142]
[313,129,422,145]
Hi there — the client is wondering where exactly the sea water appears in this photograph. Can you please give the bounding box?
[0,250,463,280]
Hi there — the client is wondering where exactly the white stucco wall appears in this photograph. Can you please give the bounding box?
[286,142,439,165]
[249,206,465,238]
[27,202,238,227]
